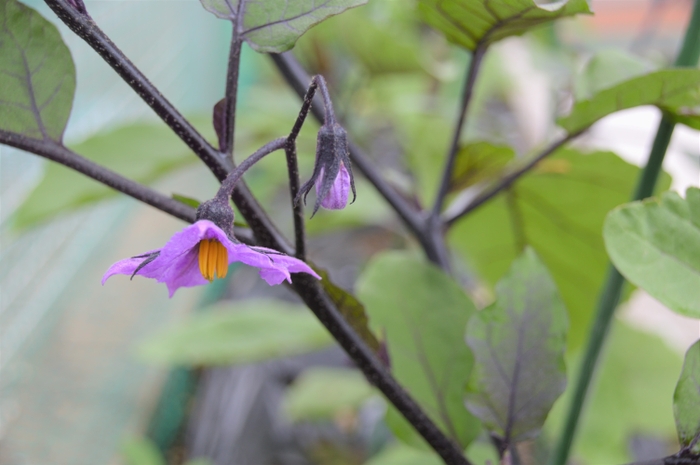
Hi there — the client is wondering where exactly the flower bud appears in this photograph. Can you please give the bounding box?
[297,122,356,216]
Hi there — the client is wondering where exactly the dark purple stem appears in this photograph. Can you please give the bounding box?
[39,3,472,462]
[444,131,582,226]
[217,138,287,200]
[267,53,447,265]
[0,131,196,223]
[221,27,243,159]
[42,0,291,252]
[432,44,487,217]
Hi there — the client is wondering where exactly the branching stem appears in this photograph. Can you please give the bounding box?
[0,131,196,223]
[433,44,487,217]
[38,4,472,462]
[444,131,582,226]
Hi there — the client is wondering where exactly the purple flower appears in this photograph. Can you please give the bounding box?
[317,163,351,210]
[297,123,356,215]
[102,220,321,297]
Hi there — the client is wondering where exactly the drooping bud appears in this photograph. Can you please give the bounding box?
[297,122,356,216]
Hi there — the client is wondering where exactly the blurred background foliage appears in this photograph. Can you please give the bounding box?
[0,0,698,464]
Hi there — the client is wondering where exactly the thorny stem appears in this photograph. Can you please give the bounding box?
[444,131,583,226]
[222,26,243,158]
[0,131,196,223]
[40,3,471,462]
[548,1,700,463]
[432,44,487,217]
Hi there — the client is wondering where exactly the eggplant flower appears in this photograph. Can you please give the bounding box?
[297,123,356,215]
[102,220,320,297]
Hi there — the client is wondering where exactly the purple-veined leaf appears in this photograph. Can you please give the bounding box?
[465,248,568,444]
[198,0,368,53]
[418,0,591,52]
[356,251,480,449]
[0,0,76,142]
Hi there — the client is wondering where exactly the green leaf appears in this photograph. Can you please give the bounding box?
[199,0,368,53]
[138,299,333,366]
[0,0,76,142]
[449,149,671,350]
[545,322,682,464]
[14,120,212,227]
[121,438,165,465]
[418,0,591,52]
[449,142,514,193]
[466,248,568,444]
[364,443,444,465]
[172,194,201,209]
[574,50,654,101]
[559,69,700,133]
[674,339,700,454]
[283,367,375,421]
[604,188,700,318]
[317,268,381,353]
[356,251,481,449]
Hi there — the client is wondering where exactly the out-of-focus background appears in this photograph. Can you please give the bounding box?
[0,0,698,464]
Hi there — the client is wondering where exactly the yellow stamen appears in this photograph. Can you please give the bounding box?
[199,239,210,280]
[198,239,228,281]
[217,242,228,279]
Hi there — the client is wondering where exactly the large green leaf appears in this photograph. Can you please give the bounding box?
[674,339,700,454]
[574,50,654,101]
[139,300,333,366]
[604,188,700,318]
[418,0,591,52]
[545,323,682,464]
[365,443,443,465]
[466,248,568,444]
[449,149,671,349]
[0,0,75,142]
[559,69,700,133]
[283,367,375,421]
[122,438,165,465]
[356,251,480,449]
[199,0,367,53]
[449,142,514,193]
[14,120,213,227]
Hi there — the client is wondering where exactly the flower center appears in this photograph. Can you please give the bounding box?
[198,239,228,281]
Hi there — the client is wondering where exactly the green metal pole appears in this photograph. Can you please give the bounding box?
[548,3,700,464]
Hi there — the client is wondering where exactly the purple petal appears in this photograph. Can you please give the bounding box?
[102,220,232,296]
[103,220,321,297]
[227,243,321,285]
[317,164,350,210]
[101,249,161,284]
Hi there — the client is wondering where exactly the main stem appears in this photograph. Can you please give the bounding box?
[222,29,242,158]
[548,2,700,463]
[432,44,487,217]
